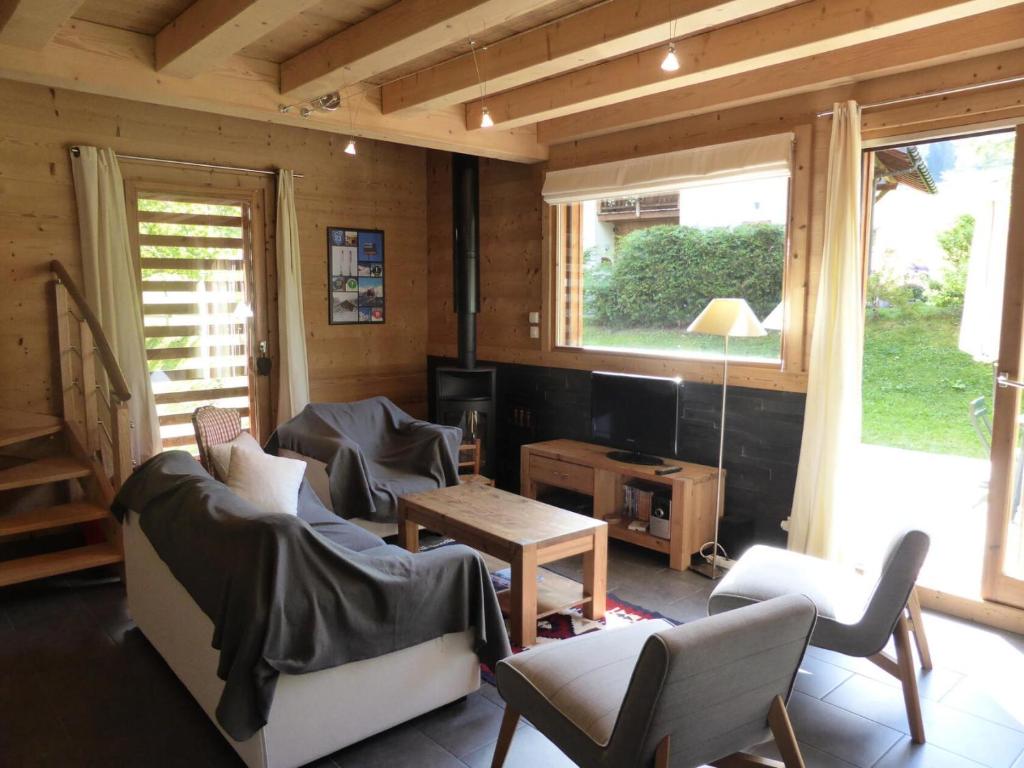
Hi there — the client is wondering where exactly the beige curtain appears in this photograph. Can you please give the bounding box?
[275,170,310,424]
[788,102,864,559]
[70,146,162,463]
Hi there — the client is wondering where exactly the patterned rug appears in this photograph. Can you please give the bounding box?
[482,569,676,683]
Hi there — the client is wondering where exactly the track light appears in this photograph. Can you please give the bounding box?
[480,107,494,129]
[279,91,342,118]
[661,43,680,72]
[344,138,357,156]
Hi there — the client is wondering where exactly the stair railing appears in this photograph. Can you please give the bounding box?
[50,260,133,493]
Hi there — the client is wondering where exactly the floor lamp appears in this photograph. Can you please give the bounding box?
[687,298,767,579]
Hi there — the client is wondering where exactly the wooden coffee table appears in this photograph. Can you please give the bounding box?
[397,483,608,647]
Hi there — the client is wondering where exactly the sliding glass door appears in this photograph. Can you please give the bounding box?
[983,126,1024,610]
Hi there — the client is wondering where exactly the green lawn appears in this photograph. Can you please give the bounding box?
[863,306,991,458]
[583,305,993,458]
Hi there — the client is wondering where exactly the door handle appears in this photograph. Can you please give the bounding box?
[997,372,1024,390]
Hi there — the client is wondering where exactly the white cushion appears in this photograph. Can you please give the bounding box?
[279,449,332,508]
[226,446,305,517]
[208,431,262,481]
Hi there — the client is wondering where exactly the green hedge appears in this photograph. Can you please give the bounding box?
[585,223,785,328]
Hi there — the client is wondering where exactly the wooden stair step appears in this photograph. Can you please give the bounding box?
[0,410,63,449]
[0,542,122,588]
[0,456,91,492]
[0,502,109,537]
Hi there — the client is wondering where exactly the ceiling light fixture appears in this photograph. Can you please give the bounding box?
[661,0,680,73]
[279,91,342,118]
[470,40,492,129]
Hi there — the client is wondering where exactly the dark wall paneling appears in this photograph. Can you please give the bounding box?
[429,356,804,546]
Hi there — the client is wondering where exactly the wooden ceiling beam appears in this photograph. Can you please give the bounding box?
[380,0,800,114]
[280,0,557,102]
[538,6,1024,144]
[467,0,1024,130]
[155,0,321,78]
[0,0,82,49]
[0,19,547,163]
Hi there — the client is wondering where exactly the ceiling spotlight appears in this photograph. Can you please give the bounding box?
[480,107,494,129]
[344,138,357,156]
[312,92,342,111]
[661,43,680,72]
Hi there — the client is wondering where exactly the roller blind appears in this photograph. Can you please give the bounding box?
[542,132,794,205]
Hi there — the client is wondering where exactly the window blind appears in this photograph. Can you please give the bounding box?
[542,132,794,205]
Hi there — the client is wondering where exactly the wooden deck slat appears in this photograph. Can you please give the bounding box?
[137,212,242,226]
[139,234,243,249]
[141,258,244,271]
[154,386,248,405]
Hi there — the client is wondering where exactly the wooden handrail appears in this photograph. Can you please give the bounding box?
[49,260,132,402]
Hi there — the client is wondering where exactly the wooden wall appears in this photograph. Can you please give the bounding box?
[0,78,430,423]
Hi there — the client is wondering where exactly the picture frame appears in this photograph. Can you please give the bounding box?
[327,226,385,325]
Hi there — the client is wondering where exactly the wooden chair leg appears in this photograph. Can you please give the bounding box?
[490,707,520,768]
[767,695,806,768]
[906,588,933,671]
[655,735,670,768]
[893,614,927,744]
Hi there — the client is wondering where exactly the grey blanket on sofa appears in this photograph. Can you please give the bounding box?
[266,398,462,523]
[112,451,510,742]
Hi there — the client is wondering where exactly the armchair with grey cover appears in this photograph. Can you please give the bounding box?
[267,397,462,524]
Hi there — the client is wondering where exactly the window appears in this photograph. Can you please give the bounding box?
[130,192,257,455]
[546,133,794,363]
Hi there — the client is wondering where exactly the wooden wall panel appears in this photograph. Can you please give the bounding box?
[0,78,429,420]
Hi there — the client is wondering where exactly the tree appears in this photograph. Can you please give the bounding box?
[931,214,975,309]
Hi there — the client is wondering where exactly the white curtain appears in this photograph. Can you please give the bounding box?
[70,146,162,463]
[275,170,310,424]
[788,102,864,560]
[542,132,794,204]
[959,195,1010,362]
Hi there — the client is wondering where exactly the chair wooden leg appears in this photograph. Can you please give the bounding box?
[906,588,933,671]
[490,707,520,768]
[768,695,806,768]
[655,735,670,768]
[893,614,927,744]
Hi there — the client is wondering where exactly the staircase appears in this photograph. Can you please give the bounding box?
[0,262,133,587]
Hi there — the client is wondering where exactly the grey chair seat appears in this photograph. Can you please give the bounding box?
[709,544,872,654]
[498,619,672,749]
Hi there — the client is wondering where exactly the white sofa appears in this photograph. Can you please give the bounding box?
[124,510,481,768]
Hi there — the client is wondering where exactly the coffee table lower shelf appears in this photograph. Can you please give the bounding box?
[495,569,591,623]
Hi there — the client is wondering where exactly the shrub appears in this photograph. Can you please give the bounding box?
[930,213,975,309]
[585,223,784,328]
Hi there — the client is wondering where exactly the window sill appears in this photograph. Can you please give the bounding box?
[559,343,784,369]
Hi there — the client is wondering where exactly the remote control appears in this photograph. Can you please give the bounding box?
[654,466,681,476]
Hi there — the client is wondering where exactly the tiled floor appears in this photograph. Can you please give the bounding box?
[2,540,1024,767]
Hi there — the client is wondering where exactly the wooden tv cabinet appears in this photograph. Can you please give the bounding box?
[520,440,723,571]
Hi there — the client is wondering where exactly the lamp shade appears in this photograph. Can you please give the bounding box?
[687,298,767,338]
[761,301,784,331]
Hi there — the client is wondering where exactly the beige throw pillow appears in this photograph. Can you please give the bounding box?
[225,446,305,517]
[208,431,262,481]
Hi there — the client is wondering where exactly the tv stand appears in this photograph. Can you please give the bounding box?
[521,440,723,571]
[605,450,663,466]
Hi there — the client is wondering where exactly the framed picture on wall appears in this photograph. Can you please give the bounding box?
[327,226,385,325]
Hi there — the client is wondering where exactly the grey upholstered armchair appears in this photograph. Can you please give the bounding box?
[709,530,932,743]
[491,595,817,768]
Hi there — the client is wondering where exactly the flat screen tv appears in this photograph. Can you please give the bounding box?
[590,372,682,465]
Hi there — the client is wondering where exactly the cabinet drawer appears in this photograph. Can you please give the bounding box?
[529,455,594,494]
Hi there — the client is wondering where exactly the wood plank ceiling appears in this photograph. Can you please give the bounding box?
[0,0,1021,162]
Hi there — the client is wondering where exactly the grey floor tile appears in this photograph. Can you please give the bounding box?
[940,675,1024,733]
[660,590,713,623]
[415,691,511,759]
[803,644,962,701]
[463,723,576,768]
[787,691,903,767]
[824,674,1024,768]
[331,723,464,768]
[752,738,859,767]
[874,737,989,768]
[793,654,854,700]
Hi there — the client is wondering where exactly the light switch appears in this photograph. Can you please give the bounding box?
[528,311,540,324]
[529,326,540,339]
